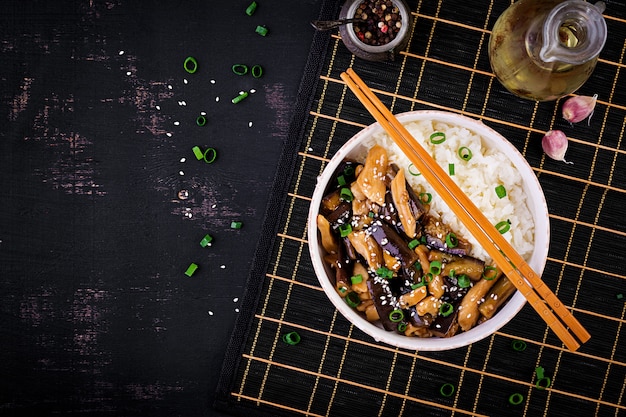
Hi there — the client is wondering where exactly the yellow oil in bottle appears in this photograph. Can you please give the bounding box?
[488,0,605,101]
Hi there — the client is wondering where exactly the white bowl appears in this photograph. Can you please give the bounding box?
[307,110,550,351]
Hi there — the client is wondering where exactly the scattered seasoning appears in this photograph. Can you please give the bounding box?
[439,302,454,317]
[232,64,248,75]
[511,339,527,351]
[245,1,258,15]
[439,383,455,397]
[185,263,198,277]
[429,260,442,275]
[457,274,470,288]
[208,311,214,316]
[419,192,432,204]
[457,146,473,161]
[192,146,204,160]
[339,223,352,237]
[255,25,269,36]
[340,187,354,202]
[346,291,361,307]
[407,163,421,176]
[203,147,217,163]
[351,274,363,284]
[408,239,419,250]
[508,393,524,405]
[178,190,189,200]
[535,366,551,390]
[448,163,455,176]
[482,265,498,280]
[251,64,263,78]
[445,232,458,248]
[183,56,198,74]
[231,221,243,229]
[179,170,185,176]
[282,331,301,345]
[248,122,253,128]
[376,266,393,279]
[352,0,403,46]
[389,309,404,322]
[495,184,507,199]
[495,219,511,234]
[232,91,249,104]
[430,131,446,144]
[200,234,214,247]
[617,293,624,300]
[196,115,207,126]
[174,121,180,126]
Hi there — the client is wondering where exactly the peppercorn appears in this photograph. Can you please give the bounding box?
[352,0,403,47]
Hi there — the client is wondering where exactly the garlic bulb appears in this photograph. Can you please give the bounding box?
[562,94,598,124]
[542,130,573,164]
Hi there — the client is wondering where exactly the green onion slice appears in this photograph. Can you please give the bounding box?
[185,262,198,277]
[230,221,243,229]
[350,274,363,285]
[439,302,454,317]
[232,91,249,104]
[245,1,257,16]
[429,260,442,275]
[339,223,352,237]
[482,265,498,280]
[448,163,455,176]
[445,232,458,248]
[408,239,419,250]
[345,291,361,308]
[183,56,198,74]
[508,393,524,405]
[389,309,404,322]
[511,340,527,352]
[439,383,455,397]
[495,184,507,199]
[200,234,213,247]
[340,187,354,202]
[282,331,301,345]
[376,266,393,279]
[411,281,426,290]
[232,64,248,75]
[203,147,217,163]
[397,322,407,333]
[196,115,207,126]
[255,25,269,36]
[457,146,473,161]
[192,146,204,160]
[408,163,421,176]
[535,366,551,390]
[251,64,263,78]
[495,219,511,234]
[430,131,446,144]
[419,192,432,204]
[457,274,470,288]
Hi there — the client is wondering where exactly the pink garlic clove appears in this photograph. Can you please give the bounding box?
[562,94,598,124]
[542,130,573,164]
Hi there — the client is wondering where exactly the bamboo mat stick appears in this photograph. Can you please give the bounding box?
[340,68,590,351]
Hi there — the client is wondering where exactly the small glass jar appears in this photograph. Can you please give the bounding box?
[339,0,412,62]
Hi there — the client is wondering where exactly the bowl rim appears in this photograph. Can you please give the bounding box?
[307,110,550,351]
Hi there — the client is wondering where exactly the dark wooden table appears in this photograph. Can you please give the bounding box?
[0,1,323,415]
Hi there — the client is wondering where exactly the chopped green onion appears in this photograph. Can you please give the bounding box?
[255,25,269,36]
[411,281,426,290]
[196,115,207,126]
[617,293,624,300]
[338,286,348,294]
[408,239,419,250]
[339,223,352,237]
[232,91,249,104]
[430,131,446,144]
[408,163,421,176]
[351,274,363,285]
[457,274,470,288]
[282,331,301,345]
[397,322,407,333]
[482,265,498,280]
[508,393,524,405]
[511,340,527,352]
[495,184,507,199]
[185,263,198,277]
[423,273,433,284]
[337,175,346,186]
[448,163,455,176]
[457,146,473,161]
[340,187,354,202]
[439,383,455,397]
[183,56,198,74]
[389,309,404,322]
[203,147,217,163]
[368,211,375,218]
[376,266,393,279]
[231,221,243,229]
[419,192,432,204]
[445,232,458,248]
[232,64,248,75]
[251,64,263,78]
[429,260,442,275]
[345,291,361,308]
[535,367,551,390]
[200,234,213,247]
[439,302,454,317]
[495,219,511,234]
[192,146,204,160]
[245,1,257,15]
[343,165,355,177]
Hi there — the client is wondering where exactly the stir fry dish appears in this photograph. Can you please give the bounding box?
[316,144,517,338]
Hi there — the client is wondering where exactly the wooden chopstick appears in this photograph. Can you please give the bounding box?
[340,68,590,351]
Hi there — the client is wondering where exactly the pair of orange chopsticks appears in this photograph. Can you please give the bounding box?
[340,68,590,351]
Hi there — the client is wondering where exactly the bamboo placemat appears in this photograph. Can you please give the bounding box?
[215,0,626,416]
